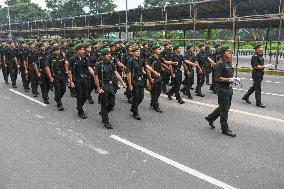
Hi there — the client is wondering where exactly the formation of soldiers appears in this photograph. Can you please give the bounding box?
[0,39,273,136]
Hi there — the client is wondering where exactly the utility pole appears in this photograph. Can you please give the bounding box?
[125,0,129,41]
[7,6,12,39]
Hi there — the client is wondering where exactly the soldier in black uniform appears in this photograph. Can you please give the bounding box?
[242,44,273,108]
[0,41,9,84]
[195,44,215,97]
[36,43,50,104]
[122,44,133,103]
[182,44,197,99]
[65,42,76,97]
[26,42,40,97]
[166,45,186,104]
[127,48,160,120]
[45,46,68,111]
[209,44,221,94]
[18,42,29,91]
[147,45,168,112]
[3,41,19,88]
[94,49,126,129]
[68,44,94,119]
[84,43,95,104]
[160,43,172,93]
[204,42,212,85]
[205,46,240,137]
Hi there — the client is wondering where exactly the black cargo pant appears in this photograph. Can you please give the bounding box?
[150,80,162,109]
[210,67,216,92]
[28,65,39,95]
[207,94,232,131]
[8,63,18,86]
[196,69,205,94]
[161,70,170,92]
[76,77,89,113]
[88,75,96,100]
[19,65,30,89]
[182,73,193,97]
[242,76,263,105]
[100,83,115,123]
[205,63,211,84]
[131,84,144,116]
[53,77,66,107]
[40,74,50,101]
[167,69,182,101]
[1,63,9,83]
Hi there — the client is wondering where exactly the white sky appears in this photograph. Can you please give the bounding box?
[0,0,144,11]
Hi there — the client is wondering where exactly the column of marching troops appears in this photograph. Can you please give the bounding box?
[0,39,274,136]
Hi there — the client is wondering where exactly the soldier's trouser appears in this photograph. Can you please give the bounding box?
[161,71,170,92]
[8,63,18,86]
[88,75,96,100]
[40,75,50,101]
[150,81,162,109]
[100,84,115,123]
[205,64,211,83]
[207,94,232,131]
[1,64,9,82]
[29,67,38,95]
[54,77,66,106]
[196,72,205,94]
[183,74,192,96]
[76,78,89,113]
[20,65,30,89]
[210,68,216,92]
[167,70,182,100]
[242,77,262,105]
[131,85,144,115]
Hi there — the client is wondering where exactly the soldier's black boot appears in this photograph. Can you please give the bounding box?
[242,97,251,104]
[205,117,215,129]
[104,122,113,129]
[256,103,266,108]
[222,129,236,137]
[78,111,87,119]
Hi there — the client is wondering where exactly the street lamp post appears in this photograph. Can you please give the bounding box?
[7,6,12,39]
[125,0,128,41]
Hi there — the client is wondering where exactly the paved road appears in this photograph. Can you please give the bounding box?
[0,72,283,189]
[233,56,284,70]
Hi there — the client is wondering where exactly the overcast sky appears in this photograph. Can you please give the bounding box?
[0,0,144,11]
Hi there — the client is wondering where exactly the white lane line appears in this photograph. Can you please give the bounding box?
[232,88,284,97]
[240,78,281,84]
[110,135,237,189]
[9,89,47,107]
[159,94,284,123]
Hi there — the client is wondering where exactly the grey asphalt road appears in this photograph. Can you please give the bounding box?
[233,56,284,70]
[0,72,283,189]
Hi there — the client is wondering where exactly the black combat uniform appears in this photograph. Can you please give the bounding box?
[205,45,212,85]
[182,48,196,99]
[122,50,133,103]
[148,54,163,112]
[95,60,117,128]
[210,47,221,93]
[167,51,185,104]
[38,51,50,104]
[242,51,265,108]
[160,48,171,93]
[70,56,90,118]
[195,50,207,96]
[27,49,39,96]
[84,52,96,104]
[66,48,76,97]
[18,46,29,90]
[128,56,146,119]
[0,45,9,84]
[4,47,18,87]
[46,54,67,110]
[206,49,236,137]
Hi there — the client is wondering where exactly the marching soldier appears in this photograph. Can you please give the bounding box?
[210,44,221,94]
[26,42,39,97]
[127,48,160,120]
[18,42,29,91]
[94,49,126,129]
[122,44,133,103]
[160,43,172,93]
[242,44,273,108]
[0,41,9,84]
[45,46,68,111]
[205,46,240,137]
[66,42,76,97]
[3,41,19,88]
[84,43,95,104]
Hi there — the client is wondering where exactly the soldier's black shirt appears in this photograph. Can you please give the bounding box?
[4,47,18,64]
[0,46,7,62]
[127,57,146,86]
[212,51,221,65]
[161,49,172,61]
[95,61,117,84]
[122,52,132,67]
[18,48,28,64]
[195,51,207,68]
[147,55,163,74]
[170,53,184,71]
[69,56,90,81]
[46,55,66,79]
[27,50,39,66]
[140,48,151,61]
[214,59,234,95]
[251,52,264,78]
[84,53,95,69]
[184,52,196,70]
[38,52,48,74]
[66,50,75,61]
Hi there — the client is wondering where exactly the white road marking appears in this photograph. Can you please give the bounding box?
[240,78,282,84]
[159,94,284,123]
[55,127,109,155]
[232,88,284,97]
[9,89,47,107]
[110,135,237,189]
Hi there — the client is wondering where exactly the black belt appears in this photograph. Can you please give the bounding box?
[79,74,88,78]
[103,80,113,84]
